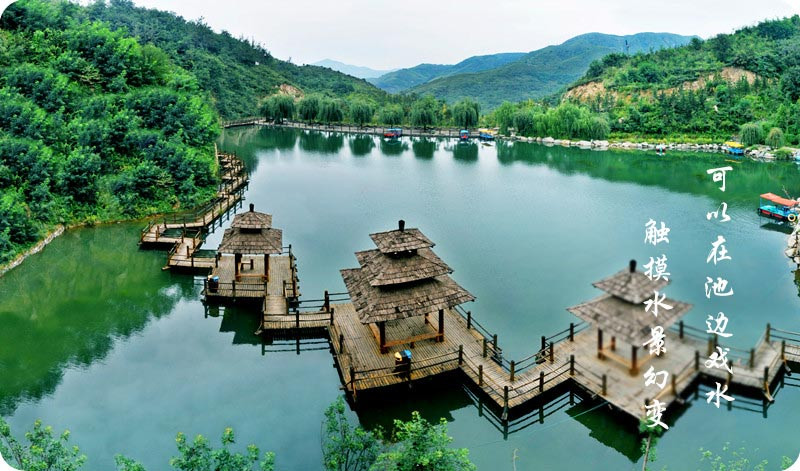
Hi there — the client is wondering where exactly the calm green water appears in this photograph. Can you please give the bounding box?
[2,126,800,470]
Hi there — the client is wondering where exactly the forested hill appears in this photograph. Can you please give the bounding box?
[408,32,694,110]
[0,0,220,264]
[562,15,800,143]
[84,0,388,119]
[369,52,526,93]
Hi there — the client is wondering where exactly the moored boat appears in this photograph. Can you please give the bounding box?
[725,141,745,155]
[459,129,470,141]
[759,192,799,222]
[478,128,495,141]
[384,127,402,139]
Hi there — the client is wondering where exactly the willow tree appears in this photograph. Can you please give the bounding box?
[264,94,294,124]
[766,127,785,148]
[451,98,480,129]
[349,100,374,128]
[740,122,764,146]
[377,104,404,126]
[298,95,321,122]
[410,96,438,130]
[319,98,344,124]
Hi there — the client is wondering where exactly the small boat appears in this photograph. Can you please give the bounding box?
[478,128,495,141]
[724,141,745,156]
[459,129,470,142]
[384,128,402,139]
[758,193,799,222]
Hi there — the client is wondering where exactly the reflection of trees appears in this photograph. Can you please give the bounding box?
[379,139,409,156]
[496,140,800,204]
[299,131,345,154]
[0,224,189,415]
[349,135,376,156]
[452,142,478,162]
[411,138,436,159]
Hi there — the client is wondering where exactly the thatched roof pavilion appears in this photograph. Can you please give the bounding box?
[218,204,282,280]
[567,260,692,374]
[341,220,474,353]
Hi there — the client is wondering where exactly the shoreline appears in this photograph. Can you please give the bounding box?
[0,225,65,277]
[241,120,791,160]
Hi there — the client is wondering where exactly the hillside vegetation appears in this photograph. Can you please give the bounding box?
[0,0,220,263]
[560,16,800,144]
[410,32,694,110]
[369,52,525,93]
[85,0,388,119]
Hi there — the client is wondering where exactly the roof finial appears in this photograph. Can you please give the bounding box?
[629,259,636,273]
[398,219,405,232]
[249,203,254,212]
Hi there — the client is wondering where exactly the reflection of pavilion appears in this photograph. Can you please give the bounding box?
[567,260,690,375]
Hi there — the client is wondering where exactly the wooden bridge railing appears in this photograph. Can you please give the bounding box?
[205,279,268,298]
[347,348,462,397]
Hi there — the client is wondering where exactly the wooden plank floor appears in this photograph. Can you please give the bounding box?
[329,302,790,422]
[205,255,291,300]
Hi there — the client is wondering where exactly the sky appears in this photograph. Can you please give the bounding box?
[124,0,799,70]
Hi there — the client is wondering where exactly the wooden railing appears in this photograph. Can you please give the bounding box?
[348,348,462,396]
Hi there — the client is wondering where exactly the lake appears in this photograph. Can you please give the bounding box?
[2,126,799,470]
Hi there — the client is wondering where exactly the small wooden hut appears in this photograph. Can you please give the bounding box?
[341,220,474,353]
[218,204,282,281]
[567,260,691,374]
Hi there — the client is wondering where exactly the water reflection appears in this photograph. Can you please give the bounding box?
[379,139,408,156]
[452,142,479,162]
[299,131,345,154]
[411,138,437,159]
[0,225,189,415]
[349,135,375,156]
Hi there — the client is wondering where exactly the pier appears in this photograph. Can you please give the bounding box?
[137,156,800,428]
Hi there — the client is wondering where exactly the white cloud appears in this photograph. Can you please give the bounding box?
[131,0,800,69]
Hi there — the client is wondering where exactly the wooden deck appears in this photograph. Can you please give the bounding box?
[326,302,800,423]
[139,151,248,272]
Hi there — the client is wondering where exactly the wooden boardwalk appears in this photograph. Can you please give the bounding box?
[321,301,800,423]
[139,151,248,272]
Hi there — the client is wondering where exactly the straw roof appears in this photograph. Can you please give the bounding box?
[341,268,475,324]
[355,248,452,286]
[592,267,669,304]
[231,211,272,230]
[218,227,282,255]
[370,228,434,253]
[567,293,691,345]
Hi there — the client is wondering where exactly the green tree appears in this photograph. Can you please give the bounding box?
[263,94,294,124]
[740,122,764,146]
[349,100,374,128]
[322,397,382,471]
[298,95,321,122]
[766,127,785,148]
[319,98,344,124]
[371,412,475,471]
[0,418,86,471]
[451,98,480,129]
[410,96,438,130]
[491,101,515,134]
[376,104,404,126]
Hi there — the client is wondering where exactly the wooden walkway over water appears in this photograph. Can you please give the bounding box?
[278,299,800,424]
[139,151,248,271]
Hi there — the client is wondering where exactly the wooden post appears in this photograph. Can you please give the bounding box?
[597,328,604,359]
[766,323,771,343]
[510,360,516,382]
[466,311,472,330]
[265,254,270,281]
[749,348,755,368]
[478,364,483,386]
[671,374,677,395]
[234,253,242,278]
[569,323,574,341]
[438,309,444,342]
[493,334,498,352]
[631,346,638,375]
[707,336,714,356]
[339,333,344,353]
[503,386,509,415]
[569,354,575,376]
[695,350,700,370]
[781,339,786,359]
[541,335,546,353]
[349,367,357,400]
[764,366,769,387]
[458,345,463,366]
[324,290,330,312]
[610,336,616,352]
[679,320,684,339]
[295,309,300,329]
[482,338,488,358]
[602,374,607,395]
[232,279,236,299]
[549,341,554,363]
[379,321,387,354]
[330,307,335,325]
[539,371,544,393]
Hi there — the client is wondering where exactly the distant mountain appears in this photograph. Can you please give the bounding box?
[407,32,696,110]
[369,52,526,93]
[312,59,396,79]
